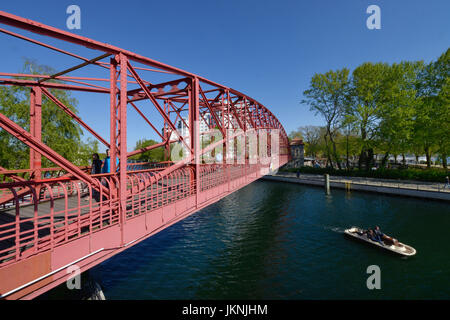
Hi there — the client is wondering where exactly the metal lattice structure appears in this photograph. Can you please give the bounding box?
[0,11,290,299]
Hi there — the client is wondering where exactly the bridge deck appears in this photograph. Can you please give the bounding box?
[0,178,184,264]
[0,162,275,299]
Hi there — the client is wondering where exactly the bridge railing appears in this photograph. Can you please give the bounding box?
[0,175,122,266]
[124,166,195,220]
[0,156,288,268]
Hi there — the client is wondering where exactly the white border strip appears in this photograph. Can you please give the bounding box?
[0,248,104,299]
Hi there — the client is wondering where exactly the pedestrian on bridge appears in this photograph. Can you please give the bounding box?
[91,153,102,175]
[91,153,102,202]
[101,149,111,174]
[101,149,119,174]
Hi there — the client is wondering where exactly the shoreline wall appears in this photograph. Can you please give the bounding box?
[262,175,450,202]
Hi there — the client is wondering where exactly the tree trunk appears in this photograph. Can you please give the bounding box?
[442,154,448,169]
[402,153,406,166]
[324,133,333,169]
[366,148,374,169]
[346,135,350,171]
[328,132,341,170]
[358,150,365,170]
[425,146,431,168]
[381,152,389,168]
[358,126,368,170]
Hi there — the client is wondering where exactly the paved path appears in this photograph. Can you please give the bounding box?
[275,172,450,193]
[263,172,450,201]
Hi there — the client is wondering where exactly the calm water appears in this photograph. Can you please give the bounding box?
[44,180,450,299]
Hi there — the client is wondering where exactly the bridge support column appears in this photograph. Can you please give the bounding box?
[222,92,229,192]
[109,57,118,176]
[189,77,200,207]
[163,101,171,161]
[30,86,42,180]
[118,53,128,245]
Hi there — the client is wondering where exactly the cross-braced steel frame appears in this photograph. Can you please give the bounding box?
[0,11,290,299]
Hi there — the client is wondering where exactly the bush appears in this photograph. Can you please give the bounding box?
[280,166,449,182]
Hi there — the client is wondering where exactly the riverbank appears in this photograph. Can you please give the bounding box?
[280,166,449,183]
[263,172,450,201]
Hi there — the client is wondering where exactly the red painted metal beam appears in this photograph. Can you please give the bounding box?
[127,140,176,158]
[198,85,225,137]
[118,53,128,246]
[126,61,191,153]
[0,113,108,195]
[0,78,109,93]
[41,87,110,148]
[29,86,42,179]
[0,27,109,70]
[38,53,111,84]
[129,101,165,141]
[0,10,289,143]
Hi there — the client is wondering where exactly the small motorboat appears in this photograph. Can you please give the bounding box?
[344,227,416,256]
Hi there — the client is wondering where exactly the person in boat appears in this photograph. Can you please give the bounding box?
[372,226,385,245]
[363,227,383,245]
[364,229,375,240]
[373,226,401,246]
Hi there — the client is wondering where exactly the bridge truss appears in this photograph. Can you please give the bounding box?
[0,11,290,299]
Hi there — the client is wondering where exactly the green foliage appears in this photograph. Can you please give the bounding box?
[130,138,165,162]
[414,49,450,167]
[76,138,100,166]
[281,166,449,183]
[301,69,351,169]
[299,47,450,169]
[288,129,303,141]
[0,60,85,169]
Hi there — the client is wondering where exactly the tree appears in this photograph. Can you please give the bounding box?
[415,48,450,168]
[75,138,100,166]
[347,62,392,169]
[377,62,421,167]
[130,138,165,162]
[288,129,303,141]
[302,69,351,169]
[428,49,449,168]
[0,60,83,169]
[297,125,321,158]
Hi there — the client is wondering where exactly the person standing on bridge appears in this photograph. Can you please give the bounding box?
[91,153,102,174]
[101,149,119,173]
[445,176,450,189]
[91,153,102,202]
[102,149,111,174]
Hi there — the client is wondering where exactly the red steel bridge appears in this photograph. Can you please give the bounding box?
[0,11,290,299]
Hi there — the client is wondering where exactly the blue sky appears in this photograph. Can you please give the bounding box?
[0,0,449,151]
